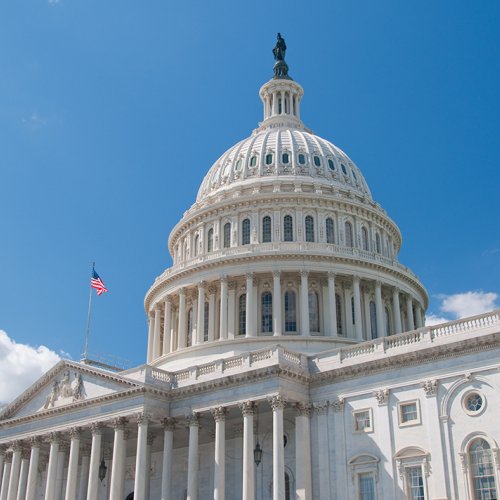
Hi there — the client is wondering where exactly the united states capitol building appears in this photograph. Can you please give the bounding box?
[1,36,499,500]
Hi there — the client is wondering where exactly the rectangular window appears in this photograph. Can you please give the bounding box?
[406,466,425,500]
[353,409,373,433]
[358,473,376,500]
[399,401,421,427]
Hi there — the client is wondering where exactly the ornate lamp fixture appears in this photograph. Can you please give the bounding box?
[99,458,107,482]
[253,404,262,466]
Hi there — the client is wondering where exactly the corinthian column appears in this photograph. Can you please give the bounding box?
[44,433,61,500]
[25,437,41,500]
[54,442,68,500]
[196,282,206,345]
[352,276,363,339]
[392,288,402,334]
[294,403,312,500]
[146,312,154,363]
[219,276,228,340]
[87,423,103,500]
[406,295,415,331]
[65,428,81,500]
[163,298,172,355]
[245,274,255,337]
[16,450,29,500]
[300,271,310,336]
[109,418,128,500]
[327,272,338,336]
[272,271,282,336]
[134,414,150,500]
[212,407,227,500]
[153,306,162,359]
[161,418,176,500]
[178,289,187,348]
[239,401,255,500]
[269,396,286,500]
[6,442,21,500]
[0,454,12,500]
[374,281,384,337]
[187,413,199,500]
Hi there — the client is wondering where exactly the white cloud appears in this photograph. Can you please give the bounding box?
[426,291,498,326]
[0,330,60,405]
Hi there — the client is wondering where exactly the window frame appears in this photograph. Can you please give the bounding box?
[348,454,380,500]
[223,222,231,248]
[283,214,294,242]
[305,215,315,242]
[262,215,272,243]
[241,218,251,245]
[352,408,374,434]
[398,400,421,427]
[462,390,486,417]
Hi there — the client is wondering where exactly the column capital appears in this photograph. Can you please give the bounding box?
[187,412,200,427]
[29,436,42,448]
[178,287,186,297]
[10,440,23,452]
[147,432,156,446]
[110,417,128,431]
[393,287,400,295]
[90,422,104,435]
[220,274,228,284]
[327,271,336,280]
[164,296,172,305]
[331,397,346,412]
[353,274,360,284]
[239,400,256,416]
[313,401,329,415]
[272,270,281,279]
[136,412,151,426]
[268,395,287,411]
[208,284,217,295]
[47,431,61,444]
[245,272,254,282]
[161,417,176,431]
[69,427,83,440]
[211,406,227,422]
[373,388,390,406]
[293,402,312,417]
[420,379,438,397]
[228,281,237,291]
[375,280,382,289]
[197,281,206,291]
[300,270,309,279]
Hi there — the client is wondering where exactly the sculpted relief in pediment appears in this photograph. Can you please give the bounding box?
[43,371,86,410]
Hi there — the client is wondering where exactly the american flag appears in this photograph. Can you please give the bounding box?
[91,269,108,296]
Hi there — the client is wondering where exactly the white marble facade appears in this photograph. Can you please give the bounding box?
[1,43,499,500]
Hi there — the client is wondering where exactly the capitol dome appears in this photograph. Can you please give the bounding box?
[144,42,428,371]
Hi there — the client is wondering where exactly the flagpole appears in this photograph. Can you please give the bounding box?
[83,262,95,361]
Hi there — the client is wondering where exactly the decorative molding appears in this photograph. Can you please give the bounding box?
[187,412,200,427]
[137,413,151,426]
[373,388,389,406]
[68,427,83,440]
[331,397,345,412]
[239,401,256,416]
[211,406,227,422]
[90,423,104,436]
[268,395,286,411]
[161,417,176,431]
[293,402,312,417]
[420,379,438,397]
[313,401,329,415]
[110,417,128,431]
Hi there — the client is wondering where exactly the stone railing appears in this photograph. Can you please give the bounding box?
[317,309,500,369]
[145,345,308,389]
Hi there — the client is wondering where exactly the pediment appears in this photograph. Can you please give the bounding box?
[0,360,142,421]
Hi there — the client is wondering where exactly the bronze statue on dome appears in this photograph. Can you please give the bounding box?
[273,33,287,61]
[272,33,292,80]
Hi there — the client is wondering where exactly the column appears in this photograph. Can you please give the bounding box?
[212,407,227,500]
[0,455,12,500]
[163,298,172,355]
[239,401,255,500]
[227,283,236,339]
[272,271,282,336]
[76,446,91,500]
[314,403,331,500]
[0,448,4,495]
[64,428,81,500]
[294,404,312,500]
[374,281,385,338]
[392,288,402,334]
[55,443,67,500]
[219,277,228,340]
[134,414,150,500]
[343,283,353,337]
[406,295,415,331]
[145,434,155,500]
[415,303,424,328]
[245,273,255,337]
[327,272,338,336]
[161,418,175,500]
[272,92,278,115]
[178,288,187,349]
[208,287,216,342]
[300,271,310,336]
[269,396,286,500]
[109,418,127,500]
[187,413,199,500]
[153,306,162,358]
[44,433,60,500]
[6,443,21,500]
[87,423,103,500]
[196,283,206,345]
[146,312,154,363]
[16,452,29,500]
[290,91,295,116]
[331,398,347,500]
[352,276,363,339]
[25,437,41,500]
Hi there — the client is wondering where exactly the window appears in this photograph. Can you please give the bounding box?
[341,163,348,175]
[238,294,246,336]
[235,158,242,171]
[399,401,420,426]
[223,222,231,248]
[336,293,343,335]
[353,409,373,433]
[242,218,250,245]
[345,221,354,248]
[328,159,335,171]
[284,215,293,242]
[207,228,214,253]
[309,291,320,333]
[351,297,355,325]
[204,302,209,341]
[463,392,485,416]
[305,215,315,242]
[469,439,498,500]
[359,473,376,500]
[284,291,297,332]
[375,233,381,254]
[265,153,273,165]
[370,301,378,339]
[406,466,425,500]
[352,169,358,181]
[250,155,257,167]
[313,155,321,167]
[362,227,369,251]
[261,292,273,333]
[262,216,272,243]
[194,234,199,256]
[326,217,335,243]
[282,153,289,164]
[298,153,306,165]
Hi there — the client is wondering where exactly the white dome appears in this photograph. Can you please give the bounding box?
[196,128,372,203]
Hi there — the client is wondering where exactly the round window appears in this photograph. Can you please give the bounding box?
[463,391,485,416]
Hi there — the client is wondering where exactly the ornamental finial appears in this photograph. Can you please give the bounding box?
[272,33,292,80]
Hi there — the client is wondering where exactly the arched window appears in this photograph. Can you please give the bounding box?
[204,302,209,341]
[309,291,320,333]
[238,294,246,336]
[194,234,199,256]
[207,228,214,253]
[370,301,378,339]
[361,227,369,251]
[284,215,293,242]
[345,221,353,248]
[262,216,272,243]
[261,292,273,333]
[469,438,498,499]
[265,153,273,165]
[305,215,315,242]
[187,308,193,347]
[385,307,391,336]
[223,222,231,248]
[336,293,343,335]
[284,291,297,332]
[242,218,250,245]
[326,217,335,244]
[376,233,381,254]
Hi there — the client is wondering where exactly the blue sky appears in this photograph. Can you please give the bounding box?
[0,1,499,390]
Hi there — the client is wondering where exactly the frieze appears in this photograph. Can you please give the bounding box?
[43,371,86,410]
